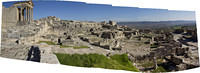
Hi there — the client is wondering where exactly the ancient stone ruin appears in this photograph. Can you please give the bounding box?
[0,0,199,72]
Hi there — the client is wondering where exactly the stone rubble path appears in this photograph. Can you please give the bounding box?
[36,43,60,64]
[173,33,199,66]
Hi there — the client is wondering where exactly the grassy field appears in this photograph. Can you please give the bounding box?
[38,41,89,49]
[60,45,72,48]
[137,59,167,72]
[60,45,90,49]
[38,41,56,45]
[139,59,164,68]
[55,53,139,72]
[152,66,167,73]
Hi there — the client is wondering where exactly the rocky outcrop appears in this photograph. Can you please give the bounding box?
[109,20,116,26]
[27,46,41,62]
[101,31,124,39]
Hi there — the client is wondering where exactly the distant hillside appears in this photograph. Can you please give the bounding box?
[117,21,196,29]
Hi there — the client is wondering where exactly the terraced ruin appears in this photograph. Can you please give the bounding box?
[1,16,199,72]
[1,0,199,72]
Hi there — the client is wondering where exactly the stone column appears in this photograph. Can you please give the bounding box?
[22,8,25,21]
[26,7,28,21]
[31,8,33,21]
[151,36,155,44]
[153,56,158,69]
[30,8,33,22]
[28,7,30,22]
[24,7,26,21]
[23,8,25,21]
[26,8,28,22]
[29,8,31,22]
[20,7,23,21]
[17,8,20,21]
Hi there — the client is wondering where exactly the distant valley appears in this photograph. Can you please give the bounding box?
[118,20,196,29]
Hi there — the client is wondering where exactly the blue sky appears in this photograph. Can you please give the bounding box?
[3,1,196,22]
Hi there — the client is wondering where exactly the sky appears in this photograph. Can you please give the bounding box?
[3,1,196,22]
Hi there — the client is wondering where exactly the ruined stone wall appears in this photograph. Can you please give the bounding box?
[2,6,18,27]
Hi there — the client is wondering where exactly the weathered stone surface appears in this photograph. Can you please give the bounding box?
[109,20,116,26]
[176,47,189,56]
[1,13,199,72]
[176,63,187,70]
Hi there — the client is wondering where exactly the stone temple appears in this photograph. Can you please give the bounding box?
[2,0,34,26]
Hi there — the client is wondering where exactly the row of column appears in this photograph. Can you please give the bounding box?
[19,7,33,22]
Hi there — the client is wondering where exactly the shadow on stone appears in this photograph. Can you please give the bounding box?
[27,46,41,62]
